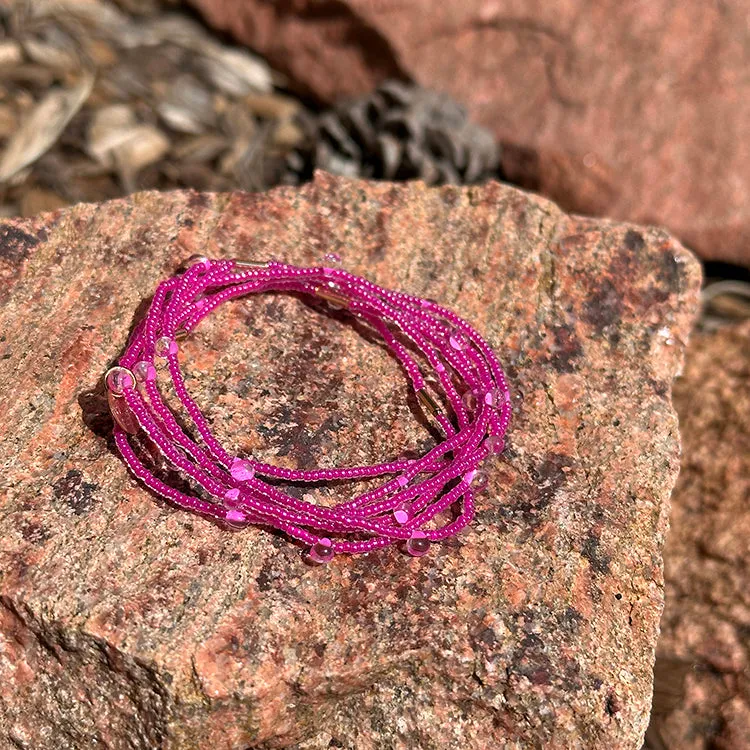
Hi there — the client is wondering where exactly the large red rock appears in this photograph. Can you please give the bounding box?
[187,0,750,267]
[646,322,750,750]
[0,173,700,749]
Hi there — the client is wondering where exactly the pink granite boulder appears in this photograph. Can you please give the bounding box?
[0,173,700,748]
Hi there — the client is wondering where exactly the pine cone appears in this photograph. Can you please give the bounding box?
[284,80,500,186]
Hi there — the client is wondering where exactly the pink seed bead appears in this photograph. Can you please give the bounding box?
[105,367,134,395]
[155,336,177,358]
[133,361,157,383]
[485,435,505,455]
[406,530,430,557]
[308,537,334,564]
[230,458,255,482]
[223,488,242,509]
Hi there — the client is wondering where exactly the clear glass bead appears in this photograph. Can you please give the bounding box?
[472,470,489,491]
[308,538,334,564]
[321,252,343,268]
[184,254,210,270]
[133,360,156,384]
[484,435,505,455]
[105,366,134,395]
[155,336,177,358]
[405,531,430,557]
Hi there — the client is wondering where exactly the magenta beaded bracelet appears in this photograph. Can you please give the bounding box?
[104,255,511,562]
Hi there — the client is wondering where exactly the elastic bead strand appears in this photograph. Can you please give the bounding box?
[107,257,511,559]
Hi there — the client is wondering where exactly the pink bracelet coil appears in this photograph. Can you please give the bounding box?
[105,255,511,561]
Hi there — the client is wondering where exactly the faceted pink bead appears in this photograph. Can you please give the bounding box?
[396,475,409,487]
[308,537,334,564]
[485,435,505,455]
[406,530,430,557]
[223,488,242,509]
[108,390,139,434]
[230,458,255,482]
[393,508,409,524]
[449,331,469,351]
[483,388,503,407]
[133,360,156,384]
[225,509,248,528]
[105,366,134,395]
[155,336,177,358]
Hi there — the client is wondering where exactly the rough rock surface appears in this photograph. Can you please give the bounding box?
[646,322,750,750]
[0,173,700,749]
[188,0,750,267]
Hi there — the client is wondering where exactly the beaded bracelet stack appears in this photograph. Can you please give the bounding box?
[105,255,511,561]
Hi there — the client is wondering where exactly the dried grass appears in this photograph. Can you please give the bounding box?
[0,0,306,216]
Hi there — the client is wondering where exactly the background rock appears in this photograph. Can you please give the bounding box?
[0,173,700,749]
[187,0,750,267]
[646,322,750,750]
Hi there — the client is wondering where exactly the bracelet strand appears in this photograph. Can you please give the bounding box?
[105,255,511,561]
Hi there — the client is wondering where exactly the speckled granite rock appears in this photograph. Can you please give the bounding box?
[188,0,750,267]
[0,173,700,749]
[646,322,750,750]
